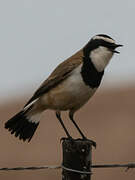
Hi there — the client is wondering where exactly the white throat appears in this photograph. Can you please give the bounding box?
[90,46,113,72]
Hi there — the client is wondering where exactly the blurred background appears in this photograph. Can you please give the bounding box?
[0,0,135,180]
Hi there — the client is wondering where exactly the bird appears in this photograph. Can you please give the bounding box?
[5,34,122,147]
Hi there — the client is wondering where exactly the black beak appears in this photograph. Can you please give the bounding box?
[112,44,123,54]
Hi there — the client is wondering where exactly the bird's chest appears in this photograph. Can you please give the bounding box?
[58,65,97,109]
[65,65,96,97]
[44,64,97,110]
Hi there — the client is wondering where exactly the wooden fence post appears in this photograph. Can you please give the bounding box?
[62,138,92,180]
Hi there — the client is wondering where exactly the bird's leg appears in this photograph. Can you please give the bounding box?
[69,112,96,148]
[56,111,72,139]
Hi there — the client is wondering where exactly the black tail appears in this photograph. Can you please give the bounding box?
[5,110,39,142]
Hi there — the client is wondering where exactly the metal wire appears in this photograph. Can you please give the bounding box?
[92,163,135,169]
[0,165,61,171]
[61,165,92,174]
[0,163,134,173]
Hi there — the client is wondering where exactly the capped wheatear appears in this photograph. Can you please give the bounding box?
[5,34,122,147]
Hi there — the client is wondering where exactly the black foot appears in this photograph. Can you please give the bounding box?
[82,137,97,148]
[60,137,96,148]
[60,136,73,143]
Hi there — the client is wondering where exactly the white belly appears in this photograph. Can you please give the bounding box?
[41,65,97,111]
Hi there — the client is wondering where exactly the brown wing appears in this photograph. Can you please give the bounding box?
[24,50,83,107]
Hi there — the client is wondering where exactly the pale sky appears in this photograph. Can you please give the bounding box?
[0,0,135,102]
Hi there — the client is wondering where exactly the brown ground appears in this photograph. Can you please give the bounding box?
[0,86,135,180]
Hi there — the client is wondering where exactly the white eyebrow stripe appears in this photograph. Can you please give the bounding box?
[93,36,115,44]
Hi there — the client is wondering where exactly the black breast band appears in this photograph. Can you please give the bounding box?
[81,56,104,88]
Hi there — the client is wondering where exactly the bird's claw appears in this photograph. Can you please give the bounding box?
[82,138,97,148]
[60,137,96,148]
[60,136,73,143]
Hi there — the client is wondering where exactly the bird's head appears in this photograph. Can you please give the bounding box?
[83,34,123,72]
